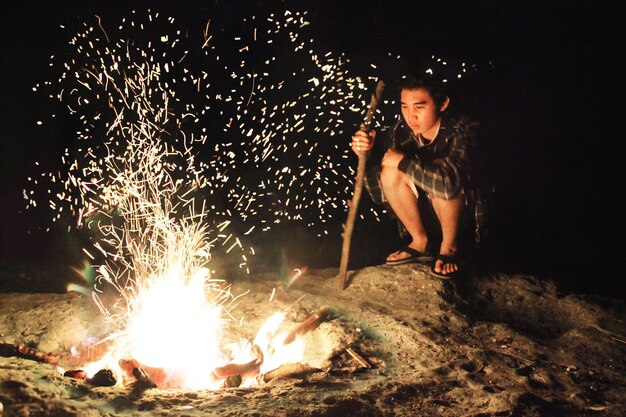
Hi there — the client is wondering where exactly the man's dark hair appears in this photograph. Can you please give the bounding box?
[396,74,449,109]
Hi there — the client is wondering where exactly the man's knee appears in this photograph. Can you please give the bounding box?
[380,166,405,190]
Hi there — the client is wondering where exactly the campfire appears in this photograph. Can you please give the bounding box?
[41,111,346,389]
[62,306,333,389]
[1,295,376,392]
[45,129,344,390]
[12,10,375,393]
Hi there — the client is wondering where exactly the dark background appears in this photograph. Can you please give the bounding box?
[1,1,624,297]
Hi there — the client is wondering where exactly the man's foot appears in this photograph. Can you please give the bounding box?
[386,246,434,265]
[430,253,460,279]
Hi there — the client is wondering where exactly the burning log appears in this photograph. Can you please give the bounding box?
[0,342,63,364]
[283,307,333,346]
[260,363,322,383]
[213,358,262,380]
[213,344,264,379]
[119,358,166,387]
[132,367,157,388]
[63,369,88,380]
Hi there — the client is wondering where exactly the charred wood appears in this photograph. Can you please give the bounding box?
[132,367,157,388]
[261,362,322,383]
[0,342,62,364]
[63,369,88,380]
[88,369,117,387]
[119,358,167,387]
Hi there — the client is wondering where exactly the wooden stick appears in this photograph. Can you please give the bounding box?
[0,342,63,365]
[283,307,332,346]
[338,80,385,290]
[346,347,371,368]
[213,344,264,379]
[119,358,168,387]
[132,367,157,388]
[260,362,322,383]
[212,357,262,379]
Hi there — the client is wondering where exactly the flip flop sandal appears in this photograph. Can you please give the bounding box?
[430,254,461,279]
[386,247,434,266]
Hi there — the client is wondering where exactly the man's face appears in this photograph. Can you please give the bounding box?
[400,88,446,139]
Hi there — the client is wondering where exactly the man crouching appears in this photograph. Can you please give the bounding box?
[351,74,482,278]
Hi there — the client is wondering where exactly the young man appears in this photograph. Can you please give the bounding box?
[351,75,481,278]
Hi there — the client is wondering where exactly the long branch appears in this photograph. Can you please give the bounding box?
[338,80,385,290]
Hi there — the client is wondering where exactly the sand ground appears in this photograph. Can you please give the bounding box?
[1,263,625,417]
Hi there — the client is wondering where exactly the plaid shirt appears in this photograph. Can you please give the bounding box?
[364,114,488,243]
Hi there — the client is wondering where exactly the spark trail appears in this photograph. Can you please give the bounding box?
[27,9,392,244]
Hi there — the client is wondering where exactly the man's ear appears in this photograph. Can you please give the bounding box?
[440,97,450,112]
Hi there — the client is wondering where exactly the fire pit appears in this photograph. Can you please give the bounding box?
[1,279,376,393]
[61,306,335,390]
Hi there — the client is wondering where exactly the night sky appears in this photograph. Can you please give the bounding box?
[1,1,624,298]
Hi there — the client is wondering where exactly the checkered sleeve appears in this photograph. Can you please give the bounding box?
[362,126,395,205]
[363,160,384,204]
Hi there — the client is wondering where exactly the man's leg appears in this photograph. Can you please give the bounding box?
[430,193,464,275]
[380,166,429,261]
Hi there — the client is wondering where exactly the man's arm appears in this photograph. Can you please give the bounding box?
[396,121,473,200]
[351,127,389,205]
